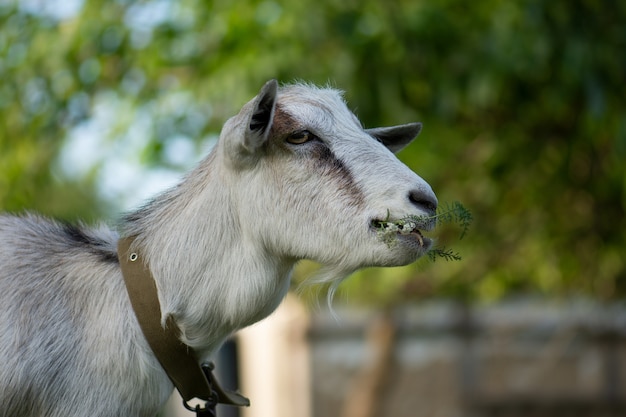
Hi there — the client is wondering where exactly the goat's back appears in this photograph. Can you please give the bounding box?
[0,214,170,417]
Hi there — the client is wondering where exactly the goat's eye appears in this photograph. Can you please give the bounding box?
[287,130,314,145]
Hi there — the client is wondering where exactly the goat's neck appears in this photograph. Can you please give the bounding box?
[124,157,294,358]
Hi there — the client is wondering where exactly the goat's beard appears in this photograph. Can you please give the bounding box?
[297,263,357,314]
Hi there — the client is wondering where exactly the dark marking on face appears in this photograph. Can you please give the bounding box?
[62,223,119,263]
[305,141,365,208]
[268,102,365,208]
[270,103,301,137]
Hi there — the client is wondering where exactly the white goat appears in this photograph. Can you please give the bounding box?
[0,80,437,417]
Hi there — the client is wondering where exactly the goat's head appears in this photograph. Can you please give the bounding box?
[218,80,437,273]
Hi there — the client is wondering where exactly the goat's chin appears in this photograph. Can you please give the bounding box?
[374,237,433,267]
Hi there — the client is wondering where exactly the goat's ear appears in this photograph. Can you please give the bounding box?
[366,122,422,153]
[244,79,278,152]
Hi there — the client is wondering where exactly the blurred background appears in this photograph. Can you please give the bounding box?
[1,0,625,416]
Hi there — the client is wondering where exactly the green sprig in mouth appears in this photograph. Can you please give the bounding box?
[371,217,431,247]
[372,201,472,261]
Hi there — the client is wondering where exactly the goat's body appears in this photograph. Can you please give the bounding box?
[0,173,293,416]
[0,81,438,416]
[0,215,172,417]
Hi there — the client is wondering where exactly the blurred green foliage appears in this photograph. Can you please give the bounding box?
[1,0,624,301]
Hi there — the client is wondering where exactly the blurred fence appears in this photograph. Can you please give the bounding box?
[162,298,626,417]
[309,300,626,417]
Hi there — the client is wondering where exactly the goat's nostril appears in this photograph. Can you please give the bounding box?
[409,190,438,215]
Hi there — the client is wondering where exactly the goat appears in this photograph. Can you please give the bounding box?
[0,80,437,417]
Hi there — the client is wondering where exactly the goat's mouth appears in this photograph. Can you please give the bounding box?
[370,218,433,249]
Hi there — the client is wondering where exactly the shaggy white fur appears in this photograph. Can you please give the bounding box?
[0,80,436,417]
